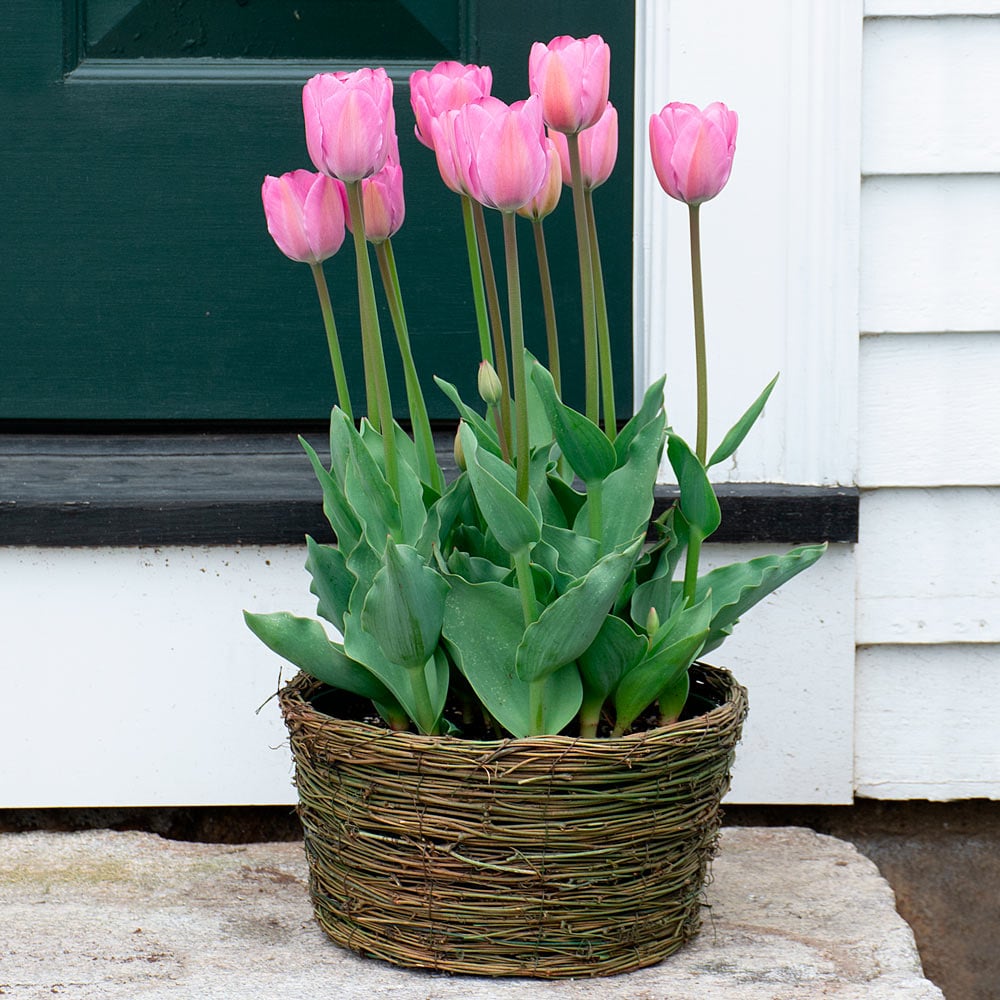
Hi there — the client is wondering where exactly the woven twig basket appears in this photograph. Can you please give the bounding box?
[279,662,748,978]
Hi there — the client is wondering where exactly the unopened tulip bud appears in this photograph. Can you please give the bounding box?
[477,361,503,406]
[645,606,660,638]
[453,424,467,470]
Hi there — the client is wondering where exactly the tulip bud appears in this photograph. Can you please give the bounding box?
[516,138,562,222]
[453,423,467,470]
[477,361,503,406]
[648,102,738,206]
[645,606,660,638]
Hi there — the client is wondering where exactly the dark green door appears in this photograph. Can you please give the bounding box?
[2,2,634,424]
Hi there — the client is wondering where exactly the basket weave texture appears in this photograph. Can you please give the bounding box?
[279,662,748,978]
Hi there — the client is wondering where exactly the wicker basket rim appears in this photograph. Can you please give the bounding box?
[279,661,748,754]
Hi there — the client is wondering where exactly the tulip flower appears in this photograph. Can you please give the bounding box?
[549,102,618,190]
[528,34,610,135]
[302,68,396,183]
[453,96,548,213]
[261,170,346,264]
[429,109,476,197]
[347,161,405,244]
[516,138,562,222]
[648,101,738,205]
[410,61,493,149]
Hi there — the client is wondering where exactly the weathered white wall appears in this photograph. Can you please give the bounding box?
[855,6,1000,799]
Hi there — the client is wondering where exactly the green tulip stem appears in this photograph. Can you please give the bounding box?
[473,201,513,462]
[375,239,444,493]
[406,661,439,736]
[512,545,545,737]
[585,188,616,441]
[565,132,600,428]
[345,180,398,498]
[531,218,561,396]
[683,527,704,607]
[309,262,354,423]
[578,698,602,739]
[688,204,708,465]
[461,195,494,367]
[501,211,530,504]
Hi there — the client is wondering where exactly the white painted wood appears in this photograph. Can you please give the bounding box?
[860,175,1000,333]
[857,488,1000,643]
[866,1,1000,14]
[855,643,1000,799]
[634,0,861,485]
[863,16,1000,175]
[0,543,854,806]
[858,333,1000,486]
[0,546,314,808]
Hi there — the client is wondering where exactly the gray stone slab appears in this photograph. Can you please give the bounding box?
[0,827,942,999]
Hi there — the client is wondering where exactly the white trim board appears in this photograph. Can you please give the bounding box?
[634,0,861,486]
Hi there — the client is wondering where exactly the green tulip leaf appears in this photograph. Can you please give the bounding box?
[442,576,582,738]
[358,420,427,543]
[300,435,361,549]
[434,376,503,459]
[530,360,616,484]
[694,543,827,654]
[460,423,541,555]
[540,523,601,581]
[578,614,647,707]
[243,610,392,703]
[656,670,691,726]
[516,536,643,683]
[361,539,449,672]
[707,373,779,469]
[666,432,721,541]
[304,535,352,630]
[416,473,472,559]
[614,375,666,468]
[344,426,401,549]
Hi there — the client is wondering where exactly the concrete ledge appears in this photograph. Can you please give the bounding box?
[1,827,942,999]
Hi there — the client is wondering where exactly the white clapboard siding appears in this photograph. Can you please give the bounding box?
[635,0,860,486]
[863,15,1000,175]
[860,176,1000,334]
[0,543,855,807]
[857,488,1000,643]
[858,333,1000,486]
[866,1,1000,14]
[856,644,1000,799]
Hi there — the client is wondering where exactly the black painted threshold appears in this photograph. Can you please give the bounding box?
[0,432,858,547]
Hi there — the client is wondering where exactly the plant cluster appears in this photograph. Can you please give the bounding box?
[245,36,824,740]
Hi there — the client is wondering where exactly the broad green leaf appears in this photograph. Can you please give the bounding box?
[629,508,690,629]
[656,670,691,725]
[583,407,666,552]
[434,376,503,459]
[342,608,448,733]
[529,447,567,528]
[695,543,827,653]
[442,576,582,738]
[300,435,361,549]
[614,376,666,468]
[516,536,643,683]
[523,360,554,450]
[243,610,392,703]
[547,472,586,522]
[708,373,779,469]
[578,614,646,707]
[361,540,449,672]
[358,420,427,543]
[327,407,354,487]
[447,549,511,585]
[666,432,721,541]
[461,423,541,555]
[345,428,401,548]
[540,524,601,581]
[614,629,708,734]
[416,474,472,559]
[305,535,352,630]
[530,361,616,484]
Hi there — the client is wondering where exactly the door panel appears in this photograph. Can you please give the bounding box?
[1,2,634,422]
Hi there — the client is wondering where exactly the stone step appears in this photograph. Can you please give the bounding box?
[0,827,943,999]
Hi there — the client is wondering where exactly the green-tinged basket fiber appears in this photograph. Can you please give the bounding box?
[279,662,748,978]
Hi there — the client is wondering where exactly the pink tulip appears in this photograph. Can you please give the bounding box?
[516,138,562,221]
[302,68,396,183]
[410,61,493,149]
[449,96,548,212]
[528,35,611,135]
[549,101,618,190]
[261,170,346,264]
[346,161,405,243]
[649,102,738,205]
[429,109,475,197]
